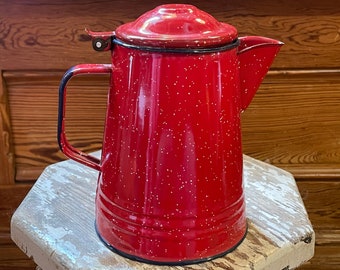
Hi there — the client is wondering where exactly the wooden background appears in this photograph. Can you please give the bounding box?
[0,0,339,269]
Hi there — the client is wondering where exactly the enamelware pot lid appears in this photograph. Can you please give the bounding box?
[115,4,238,48]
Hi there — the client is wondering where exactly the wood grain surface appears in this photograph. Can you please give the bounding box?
[1,0,340,70]
[0,71,15,184]
[0,0,339,269]
[242,70,340,178]
[0,184,36,270]
[297,182,340,269]
[3,180,339,269]
[11,156,314,270]
[4,69,340,181]
[3,70,109,180]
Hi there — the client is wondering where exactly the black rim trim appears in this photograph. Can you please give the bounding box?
[95,222,248,266]
[113,38,240,54]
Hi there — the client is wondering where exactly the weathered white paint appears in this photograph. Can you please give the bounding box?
[11,154,314,269]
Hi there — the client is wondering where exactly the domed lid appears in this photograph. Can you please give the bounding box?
[115,4,238,48]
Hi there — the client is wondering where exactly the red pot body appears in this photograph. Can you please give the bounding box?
[95,44,246,264]
[57,4,282,265]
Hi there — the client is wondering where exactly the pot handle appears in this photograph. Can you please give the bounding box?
[57,64,112,171]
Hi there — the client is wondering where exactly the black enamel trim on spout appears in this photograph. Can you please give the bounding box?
[112,38,240,54]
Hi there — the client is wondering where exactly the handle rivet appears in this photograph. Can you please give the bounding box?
[95,41,102,48]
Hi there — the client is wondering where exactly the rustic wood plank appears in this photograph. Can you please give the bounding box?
[3,70,109,180]
[4,68,340,181]
[0,184,35,270]
[0,184,36,269]
[0,184,32,243]
[299,245,340,270]
[3,180,339,269]
[314,229,340,247]
[0,245,36,270]
[1,0,340,69]
[296,181,340,269]
[1,167,337,270]
[11,155,314,269]
[0,71,15,184]
[242,70,340,178]
[297,181,340,231]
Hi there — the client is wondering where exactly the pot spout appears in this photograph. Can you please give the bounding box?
[238,36,283,111]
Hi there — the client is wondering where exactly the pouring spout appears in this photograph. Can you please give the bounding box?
[238,36,283,111]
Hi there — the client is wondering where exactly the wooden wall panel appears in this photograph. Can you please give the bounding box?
[298,181,340,231]
[4,71,109,180]
[0,185,32,244]
[0,72,15,184]
[4,69,340,181]
[1,0,340,70]
[242,70,340,178]
[297,181,340,269]
[0,184,37,269]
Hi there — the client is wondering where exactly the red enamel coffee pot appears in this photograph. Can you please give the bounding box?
[58,4,283,265]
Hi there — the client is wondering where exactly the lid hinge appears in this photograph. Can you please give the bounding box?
[86,29,114,52]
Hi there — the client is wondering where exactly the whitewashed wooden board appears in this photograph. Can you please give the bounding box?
[11,154,314,270]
